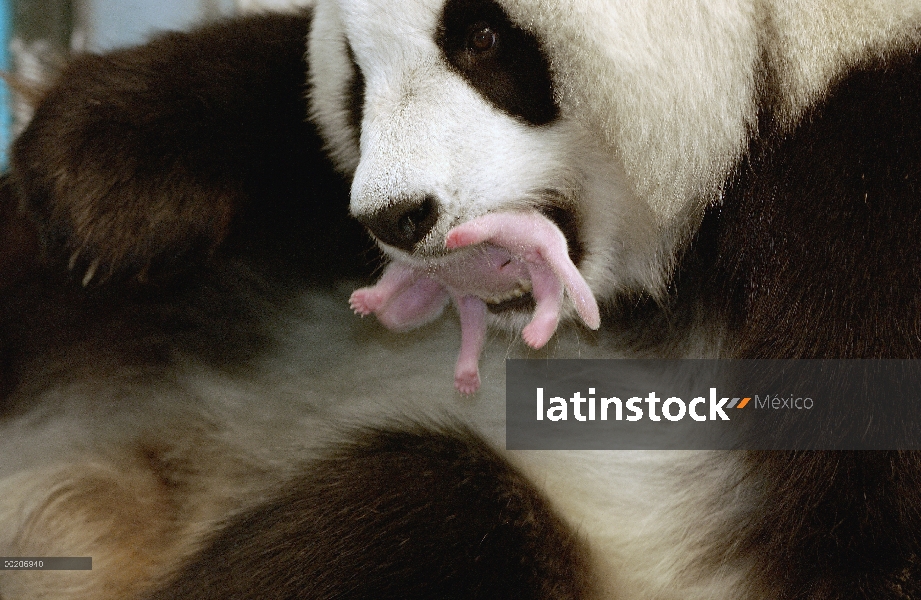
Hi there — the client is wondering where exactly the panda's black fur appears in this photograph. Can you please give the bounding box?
[145,426,591,600]
[1,4,921,600]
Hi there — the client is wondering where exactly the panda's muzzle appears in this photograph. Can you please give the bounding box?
[354,195,439,253]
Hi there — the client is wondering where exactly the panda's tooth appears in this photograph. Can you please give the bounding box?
[481,280,533,305]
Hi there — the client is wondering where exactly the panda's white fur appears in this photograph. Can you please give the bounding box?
[312,0,667,305]
[314,0,921,305]
[0,0,919,598]
[0,290,746,599]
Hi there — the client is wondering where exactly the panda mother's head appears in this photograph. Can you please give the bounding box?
[309,0,763,325]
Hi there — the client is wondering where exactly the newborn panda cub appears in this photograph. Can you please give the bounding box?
[351,211,600,393]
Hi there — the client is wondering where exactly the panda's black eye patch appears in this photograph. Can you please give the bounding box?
[437,0,558,126]
[467,22,497,53]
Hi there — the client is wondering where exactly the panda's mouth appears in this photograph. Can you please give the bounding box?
[482,284,535,314]
[446,204,583,318]
[438,209,599,332]
[536,203,584,270]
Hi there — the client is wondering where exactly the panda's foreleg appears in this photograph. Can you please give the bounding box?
[142,426,592,599]
[10,11,362,284]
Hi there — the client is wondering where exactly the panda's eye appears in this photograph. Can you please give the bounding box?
[467,22,497,53]
[437,0,558,125]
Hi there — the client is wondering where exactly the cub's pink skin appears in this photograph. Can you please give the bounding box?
[452,294,487,395]
[352,265,487,392]
[349,261,416,317]
[349,263,449,331]
[349,210,601,394]
[445,211,601,331]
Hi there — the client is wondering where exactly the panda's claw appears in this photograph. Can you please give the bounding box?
[453,370,481,395]
[82,259,100,287]
[349,288,382,315]
[351,266,450,332]
[68,250,81,272]
[349,262,419,316]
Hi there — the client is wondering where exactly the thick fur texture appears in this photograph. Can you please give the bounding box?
[1,2,920,599]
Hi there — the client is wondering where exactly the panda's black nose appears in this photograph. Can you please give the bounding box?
[355,195,439,252]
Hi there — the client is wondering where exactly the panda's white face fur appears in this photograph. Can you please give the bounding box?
[310,0,921,327]
[310,0,670,321]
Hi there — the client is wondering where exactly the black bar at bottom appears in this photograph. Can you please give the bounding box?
[1,557,92,570]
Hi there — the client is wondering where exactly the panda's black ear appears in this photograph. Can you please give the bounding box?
[11,11,362,285]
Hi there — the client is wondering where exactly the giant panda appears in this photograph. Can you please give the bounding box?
[0,0,920,599]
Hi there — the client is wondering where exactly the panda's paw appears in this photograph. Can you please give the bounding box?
[10,153,240,285]
[351,266,450,332]
[521,314,558,350]
[42,186,235,286]
[349,263,414,315]
[8,50,249,285]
